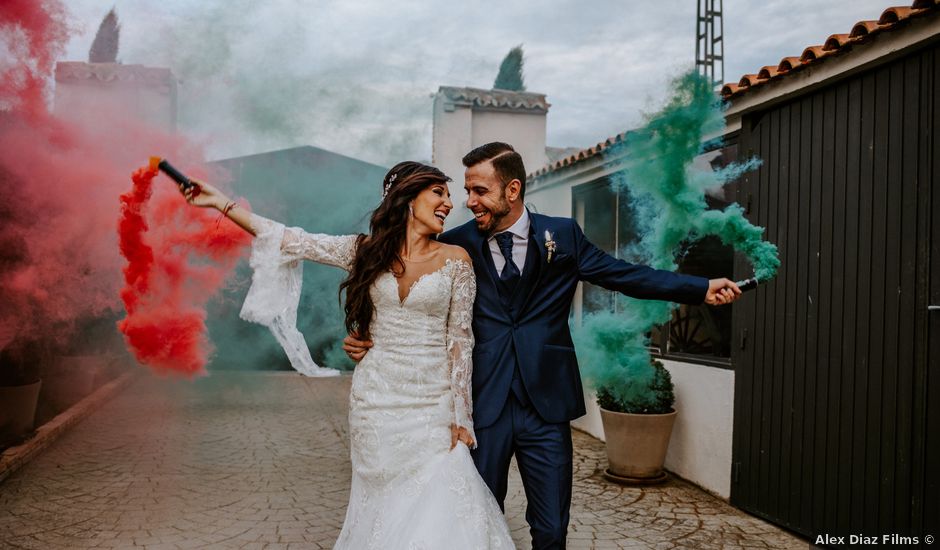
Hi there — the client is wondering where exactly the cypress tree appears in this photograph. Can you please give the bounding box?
[89,9,120,63]
[493,45,525,91]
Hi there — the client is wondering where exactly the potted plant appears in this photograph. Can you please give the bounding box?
[0,339,47,448]
[596,360,677,484]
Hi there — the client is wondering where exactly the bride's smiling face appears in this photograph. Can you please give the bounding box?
[409,183,453,235]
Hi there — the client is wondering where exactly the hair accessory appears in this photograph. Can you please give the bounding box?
[382,173,398,199]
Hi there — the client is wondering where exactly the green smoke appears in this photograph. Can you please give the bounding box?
[128,0,429,166]
[206,147,386,372]
[574,71,779,408]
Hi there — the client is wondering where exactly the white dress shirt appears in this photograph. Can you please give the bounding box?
[488,209,530,276]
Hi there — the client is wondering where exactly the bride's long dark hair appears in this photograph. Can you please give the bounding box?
[340,161,451,339]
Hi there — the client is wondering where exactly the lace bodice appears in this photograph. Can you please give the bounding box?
[240,214,476,438]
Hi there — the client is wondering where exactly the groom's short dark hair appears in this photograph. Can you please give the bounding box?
[462,142,527,200]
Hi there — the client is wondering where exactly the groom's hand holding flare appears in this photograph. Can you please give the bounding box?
[705,278,742,306]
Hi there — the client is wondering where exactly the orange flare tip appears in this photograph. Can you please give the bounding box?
[148,156,162,172]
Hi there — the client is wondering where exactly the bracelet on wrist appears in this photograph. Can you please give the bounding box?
[215,201,238,228]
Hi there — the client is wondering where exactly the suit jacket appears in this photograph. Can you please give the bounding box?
[439,211,708,429]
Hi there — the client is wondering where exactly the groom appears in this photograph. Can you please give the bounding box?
[345,142,741,549]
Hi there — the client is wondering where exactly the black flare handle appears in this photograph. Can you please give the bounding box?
[150,156,194,191]
[735,277,760,292]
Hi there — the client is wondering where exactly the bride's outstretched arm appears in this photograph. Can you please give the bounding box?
[180,178,349,377]
[446,257,477,450]
[181,179,357,268]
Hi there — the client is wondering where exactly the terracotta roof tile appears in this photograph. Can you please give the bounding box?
[530,131,630,178]
[799,45,830,62]
[757,65,781,79]
[777,57,804,72]
[823,33,853,50]
[437,86,549,111]
[721,83,743,95]
[55,62,174,86]
[880,6,915,23]
[721,1,939,99]
[850,20,883,37]
[738,73,762,87]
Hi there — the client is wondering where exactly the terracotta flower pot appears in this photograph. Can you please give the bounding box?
[600,407,677,485]
[0,379,42,447]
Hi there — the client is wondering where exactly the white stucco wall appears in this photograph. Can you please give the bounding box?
[523,180,572,218]
[432,93,548,228]
[661,360,734,498]
[54,64,177,134]
[571,362,735,499]
[432,96,474,219]
[470,110,547,180]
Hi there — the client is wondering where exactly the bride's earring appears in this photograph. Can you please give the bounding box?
[409,203,414,217]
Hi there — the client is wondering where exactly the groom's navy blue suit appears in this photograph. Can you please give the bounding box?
[440,210,707,549]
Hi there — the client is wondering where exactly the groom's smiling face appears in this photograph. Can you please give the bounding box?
[464,161,513,234]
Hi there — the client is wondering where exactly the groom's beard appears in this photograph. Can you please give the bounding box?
[475,197,512,235]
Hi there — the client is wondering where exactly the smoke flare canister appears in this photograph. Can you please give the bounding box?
[149,156,194,191]
[736,277,759,292]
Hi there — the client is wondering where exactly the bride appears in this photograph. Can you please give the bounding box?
[180,161,514,549]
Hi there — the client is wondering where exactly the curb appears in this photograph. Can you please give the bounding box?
[0,370,139,484]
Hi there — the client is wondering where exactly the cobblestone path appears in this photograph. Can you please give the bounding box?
[0,372,805,549]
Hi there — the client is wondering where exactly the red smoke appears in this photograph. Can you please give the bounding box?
[1,1,249,376]
[117,166,250,376]
[0,0,68,119]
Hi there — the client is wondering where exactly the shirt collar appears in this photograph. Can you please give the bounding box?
[490,208,530,241]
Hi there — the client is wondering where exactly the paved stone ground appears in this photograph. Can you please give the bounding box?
[0,372,806,549]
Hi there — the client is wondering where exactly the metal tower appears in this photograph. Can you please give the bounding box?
[696,0,725,88]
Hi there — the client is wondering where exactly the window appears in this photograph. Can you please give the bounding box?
[572,139,739,368]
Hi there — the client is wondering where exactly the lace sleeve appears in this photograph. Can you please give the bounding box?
[239,214,355,377]
[279,224,357,270]
[446,258,477,448]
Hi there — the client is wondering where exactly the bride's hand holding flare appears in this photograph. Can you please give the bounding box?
[178,179,257,236]
[179,177,223,209]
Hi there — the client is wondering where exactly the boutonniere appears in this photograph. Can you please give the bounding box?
[544,230,556,263]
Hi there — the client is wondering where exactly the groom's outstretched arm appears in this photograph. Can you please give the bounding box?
[573,221,738,305]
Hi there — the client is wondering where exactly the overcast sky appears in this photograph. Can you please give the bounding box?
[60,0,893,166]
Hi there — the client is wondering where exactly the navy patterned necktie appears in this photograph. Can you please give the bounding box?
[494,232,520,291]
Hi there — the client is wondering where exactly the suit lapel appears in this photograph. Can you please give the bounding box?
[517,213,549,312]
[509,234,541,313]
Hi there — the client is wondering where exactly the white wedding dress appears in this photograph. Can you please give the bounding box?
[240,215,514,550]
